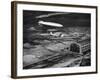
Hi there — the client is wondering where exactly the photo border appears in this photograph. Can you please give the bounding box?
[11,1,98,79]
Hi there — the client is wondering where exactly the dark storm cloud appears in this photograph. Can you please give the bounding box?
[23,10,91,28]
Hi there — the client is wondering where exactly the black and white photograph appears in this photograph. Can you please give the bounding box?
[23,10,91,69]
[11,1,97,78]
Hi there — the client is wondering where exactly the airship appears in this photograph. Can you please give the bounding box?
[38,20,63,28]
